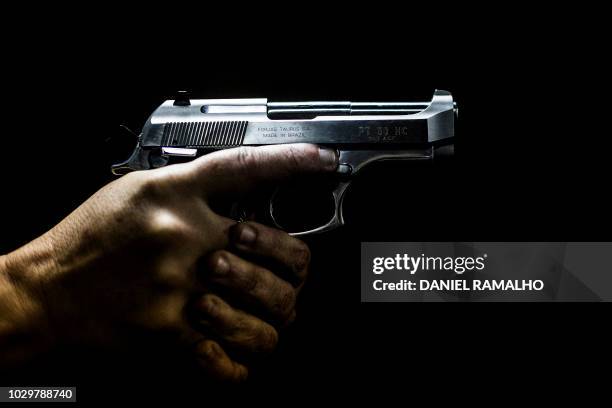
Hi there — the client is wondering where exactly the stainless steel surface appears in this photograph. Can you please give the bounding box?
[161,147,198,157]
[270,181,352,236]
[112,90,457,235]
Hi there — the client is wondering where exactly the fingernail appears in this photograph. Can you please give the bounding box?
[216,256,229,275]
[319,148,338,170]
[238,225,256,245]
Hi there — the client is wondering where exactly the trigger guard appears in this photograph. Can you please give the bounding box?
[269,181,351,237]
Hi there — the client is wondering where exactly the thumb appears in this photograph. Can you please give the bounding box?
[187,144,338,198]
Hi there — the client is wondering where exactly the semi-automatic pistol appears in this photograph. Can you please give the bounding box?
[113,90,457,236]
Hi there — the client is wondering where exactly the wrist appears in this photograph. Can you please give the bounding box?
[0,243,58,364]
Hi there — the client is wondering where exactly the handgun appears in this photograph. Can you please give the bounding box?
[112,90,456,236]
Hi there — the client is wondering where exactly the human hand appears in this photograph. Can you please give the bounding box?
[0,144,337,380]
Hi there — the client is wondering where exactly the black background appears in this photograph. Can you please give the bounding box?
[1,5,609,403]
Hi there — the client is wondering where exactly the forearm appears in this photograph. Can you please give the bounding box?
[0,244,55,366]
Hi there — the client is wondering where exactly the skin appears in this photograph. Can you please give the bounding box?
[0,143,338,381]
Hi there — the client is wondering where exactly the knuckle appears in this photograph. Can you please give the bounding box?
[207,250,230,273]
[284,145,302,169]
[210,253,265,295]
[274,284,297,318]
[289,144,317,165]
[197,339,222,362]
[199,293,223,318]
[145,209,191,243]
[239,267,261,293]
[228,314,249,335]
[235,146,259,170]
[257,325,279,353]
[293,242,311,274]
[199,154,223,175]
